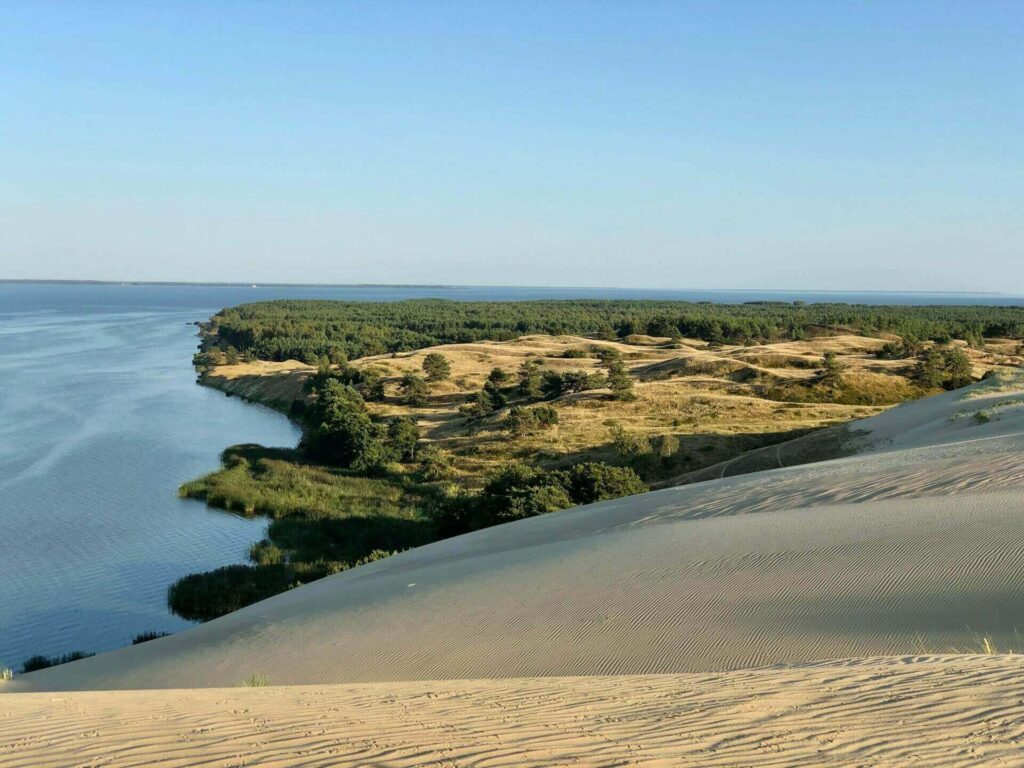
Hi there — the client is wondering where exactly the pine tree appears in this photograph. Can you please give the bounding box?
[399,372,430,406]
[819,351,846,386]
[518,359,544,399]
[606,359,636,401]
[422,352,451,382]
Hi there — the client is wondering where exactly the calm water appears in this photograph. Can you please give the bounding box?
[0,288,302,669]
[1,282,1021,669]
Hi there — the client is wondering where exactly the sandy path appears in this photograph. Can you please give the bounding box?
[5,655,1024,767]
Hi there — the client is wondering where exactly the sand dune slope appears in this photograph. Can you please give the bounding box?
[9,375,1024,693]
[5,655,1024,767]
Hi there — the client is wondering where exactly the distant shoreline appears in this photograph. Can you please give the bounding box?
[0,278,1008,297]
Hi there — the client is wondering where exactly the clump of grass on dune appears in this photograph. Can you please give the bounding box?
[972,410,992,425]
[913,629,1024,656]
[243,672,270,687]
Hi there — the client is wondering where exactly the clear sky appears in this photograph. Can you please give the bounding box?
[1,1,1021,292]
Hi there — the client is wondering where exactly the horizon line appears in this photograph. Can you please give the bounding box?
[0,278,1010,297]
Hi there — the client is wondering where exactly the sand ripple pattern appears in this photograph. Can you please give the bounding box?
[5,655,1024,767]
[10,379,1024,692]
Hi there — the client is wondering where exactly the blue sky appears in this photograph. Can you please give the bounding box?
[1,1,1021,291]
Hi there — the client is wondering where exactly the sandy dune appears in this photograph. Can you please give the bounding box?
[5,656,1024,767]
[13,374,1024,692]
[4,373,1024,765]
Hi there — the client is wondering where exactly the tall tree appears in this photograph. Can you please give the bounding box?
[518,359,544,400]
[819,351,846,386]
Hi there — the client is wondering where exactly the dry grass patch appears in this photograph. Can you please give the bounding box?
[201,333,1018,486]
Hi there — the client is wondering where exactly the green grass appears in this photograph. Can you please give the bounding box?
[180,444,413,520]
[763,373,923,406]
[244,672,270,687]
[172,445,435,621]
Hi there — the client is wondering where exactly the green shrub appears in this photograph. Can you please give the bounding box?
[542,369,605,399]
[605,359,635,400]
[557,462,647,504]
[300,381,381,467]
[417,446,455,481]
[562,347,591,358]
[913,346,974,391]
[506,404,560,434]
[488,367,511,384]
[430,461,647,535]
[610,423,652,459]
[168,562,346,622]
[399,372,430,406]
[518,359,544,399]
[422,352,451,382]
[249,539,284,565]
[386,417,420,462]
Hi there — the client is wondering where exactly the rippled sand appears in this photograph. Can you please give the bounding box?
[5,373,1024,766]
[6,656,1024,767]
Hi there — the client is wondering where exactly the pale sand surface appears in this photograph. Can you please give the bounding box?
[4,374,1024,765]
[5,656,1024,767]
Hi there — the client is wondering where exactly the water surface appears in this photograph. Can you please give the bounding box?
[1,282,1021,670]
[0,291,302,669]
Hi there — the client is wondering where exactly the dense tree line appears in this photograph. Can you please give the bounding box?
[300,378,420,471]
[430,462,647,537]
[204,299,1024,363]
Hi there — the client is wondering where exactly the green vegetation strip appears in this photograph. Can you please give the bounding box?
[203,299,1023,363]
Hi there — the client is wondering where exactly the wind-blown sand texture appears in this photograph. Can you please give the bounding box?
[5,656,1024,767]
[4,373,1024,766]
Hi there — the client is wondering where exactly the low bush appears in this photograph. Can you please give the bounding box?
[506,404,559,434]
[21,651,94,674]
[168,562,341,622]
[131,631,171,645]
[429,461,646,535]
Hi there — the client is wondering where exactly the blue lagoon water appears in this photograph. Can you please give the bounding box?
[1,282,1021,669]
[0,286,306,669]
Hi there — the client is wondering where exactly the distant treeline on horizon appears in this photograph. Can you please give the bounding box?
[205,299,1024,363]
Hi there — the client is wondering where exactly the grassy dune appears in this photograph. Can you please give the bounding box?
[201,332,1019,484]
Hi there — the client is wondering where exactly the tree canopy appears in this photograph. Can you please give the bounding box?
[205,299,1024,363]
